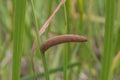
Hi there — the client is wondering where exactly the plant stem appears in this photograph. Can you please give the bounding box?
[77,0,83,35]
[41,53,49,80]
[30,0,49,80]
[63,1,70,80]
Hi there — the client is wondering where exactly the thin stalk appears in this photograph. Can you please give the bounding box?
[63,45,68,80]
[30,0,40,45]
[100,0,115,80]
[30,1,41,80]
[76,0,84,80]
[63,1,70,80]
[12,0,26,80]
[21,62,80,80]
[64,0,70,34]
[64,2,69,34]
[30,0,49,80]
[41,53,49,80]
[77,0,83,35]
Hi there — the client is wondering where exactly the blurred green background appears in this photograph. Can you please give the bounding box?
[0,0,120,80]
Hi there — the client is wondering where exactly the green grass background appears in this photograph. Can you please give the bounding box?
[0,0,120,80]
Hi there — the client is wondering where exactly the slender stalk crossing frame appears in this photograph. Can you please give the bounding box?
[63,1,71,80]
[30,0,50,80]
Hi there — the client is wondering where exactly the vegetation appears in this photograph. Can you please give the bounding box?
[0,0,120,80]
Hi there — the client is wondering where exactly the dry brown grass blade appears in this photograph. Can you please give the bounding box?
[39,0,66,35]
[32,0,66,54]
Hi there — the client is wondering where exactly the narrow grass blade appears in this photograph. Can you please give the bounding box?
[21,62,80,80]
[12,0,26,80]
[100,0,115,80]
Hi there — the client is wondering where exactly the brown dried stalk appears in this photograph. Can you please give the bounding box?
[39,0,66,35]
[32,0,66,53]
[40,34,87,53]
